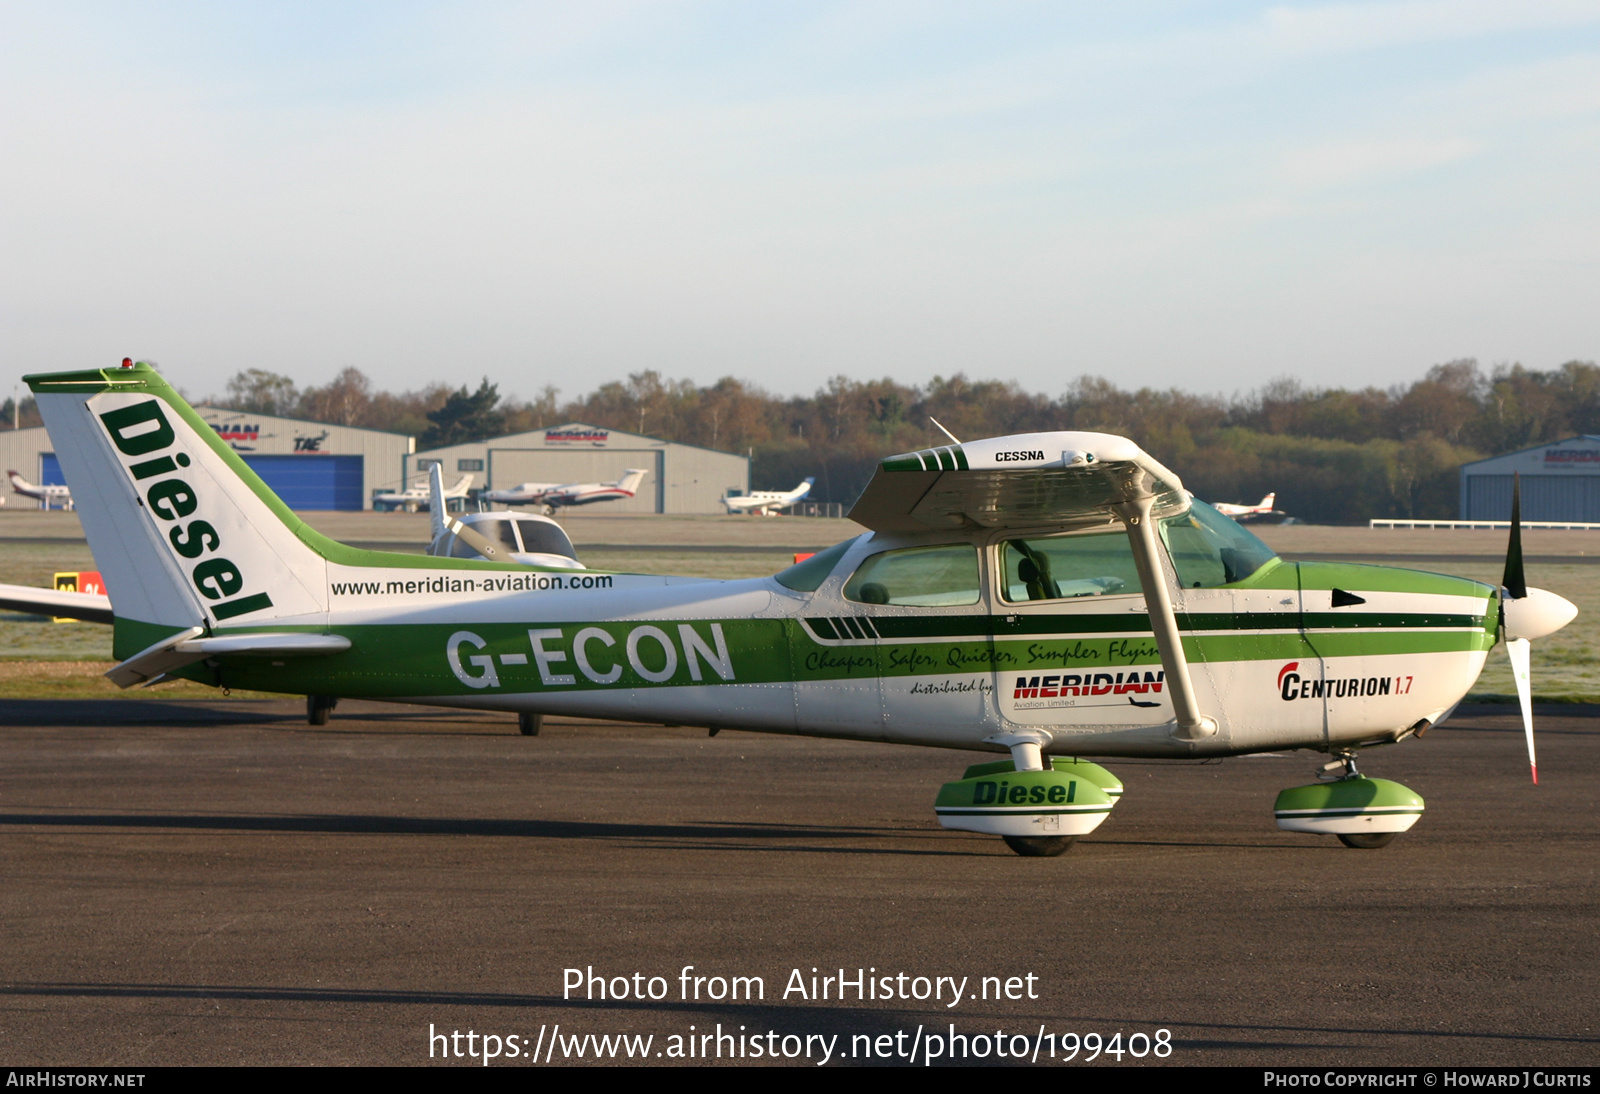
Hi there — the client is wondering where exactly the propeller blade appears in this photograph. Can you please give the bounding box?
[1506,636,1537,785]
[1502,471,1526,600]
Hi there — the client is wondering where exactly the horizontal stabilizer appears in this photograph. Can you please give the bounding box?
[0,582,114,625]
[106,628,352,688]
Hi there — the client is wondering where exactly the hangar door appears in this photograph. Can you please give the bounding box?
[1465,475,1600,523]
[244,455,364,511]
[489,449,664,513]
[42,452,364,512]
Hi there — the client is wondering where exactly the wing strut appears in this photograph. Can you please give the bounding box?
[1117,495,1216,740]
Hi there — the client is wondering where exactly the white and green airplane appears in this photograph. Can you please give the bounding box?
[19,361,1579,856]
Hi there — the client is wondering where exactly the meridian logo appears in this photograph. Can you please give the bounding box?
[1013,671,1163,700]
[100,400,275,621]
[545,427,609,446]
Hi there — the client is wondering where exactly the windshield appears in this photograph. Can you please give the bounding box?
[1159,500,1279,587]
[516,519,577,559]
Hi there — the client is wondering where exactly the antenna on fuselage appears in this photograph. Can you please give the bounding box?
[929,417,962,445]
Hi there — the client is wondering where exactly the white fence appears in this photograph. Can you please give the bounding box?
[1370,519,1600,531]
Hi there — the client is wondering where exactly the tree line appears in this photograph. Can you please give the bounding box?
[6,359,1597,522]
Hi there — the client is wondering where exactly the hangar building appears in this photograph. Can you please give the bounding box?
[1459,436,1600,522]
[0,408,414,511]
[405,422,748,514]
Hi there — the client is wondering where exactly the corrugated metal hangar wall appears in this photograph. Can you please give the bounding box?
[408,423,748,514]
[1460,436,1600,522]
[0,408,414,511]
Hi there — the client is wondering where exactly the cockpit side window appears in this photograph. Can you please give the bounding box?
[843,544,980,607]
[516,519,577,559]
[1159,500,1279,587]
[999,531,1140,603]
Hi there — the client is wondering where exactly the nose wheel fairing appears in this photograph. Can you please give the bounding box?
[1274,777,1424,838]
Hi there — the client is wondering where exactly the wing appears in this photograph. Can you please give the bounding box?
[0,582,114,624]
[847,431,1188,533]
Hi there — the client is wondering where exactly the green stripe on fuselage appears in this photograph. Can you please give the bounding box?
[188,603,1496,699]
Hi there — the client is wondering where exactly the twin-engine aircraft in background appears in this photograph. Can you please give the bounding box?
[722,478,816,516]
[8,470,74,510]
[483,468,648,515]
[23,362,1578,856]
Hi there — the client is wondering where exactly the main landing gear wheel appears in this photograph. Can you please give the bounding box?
[518,712,542,736]
[307,695,338,725]
[1338,832,1397,849]
[1002,835,1077,857]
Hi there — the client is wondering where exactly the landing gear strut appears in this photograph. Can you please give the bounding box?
[307,695,338,725]
[518,712,542,736]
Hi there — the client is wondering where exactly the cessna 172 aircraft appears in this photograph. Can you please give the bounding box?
[8,469,74,510]
[722,477,816,516]
[23,362,1578,855]
[483,469,648,514]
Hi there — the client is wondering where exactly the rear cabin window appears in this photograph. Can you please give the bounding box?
[1000,532,1141,603]
[843,544,980,607]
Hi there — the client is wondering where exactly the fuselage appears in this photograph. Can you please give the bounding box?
[189,519,1497,760]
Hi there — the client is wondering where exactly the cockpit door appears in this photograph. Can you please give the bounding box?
[989,527,1175,729]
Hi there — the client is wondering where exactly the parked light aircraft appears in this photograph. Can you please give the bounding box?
[373,470,473,513]
[483,469,648,514]
[1212,492,1281,521]
[23,362,1578,856]
[423,465,584,571]
[8,470,73,510]
[722,478,815,516]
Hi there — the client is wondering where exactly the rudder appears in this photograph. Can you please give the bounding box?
[28,363,330,653]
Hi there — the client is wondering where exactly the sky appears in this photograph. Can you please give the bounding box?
[4,1,1600,404]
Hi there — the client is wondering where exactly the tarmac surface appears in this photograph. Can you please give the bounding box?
[1,698,1596,1067]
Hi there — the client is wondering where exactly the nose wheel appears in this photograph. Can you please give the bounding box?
[1337,832,1397,849]
[1002,835,1077,857]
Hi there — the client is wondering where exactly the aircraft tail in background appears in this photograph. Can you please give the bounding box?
[615,469,648,496]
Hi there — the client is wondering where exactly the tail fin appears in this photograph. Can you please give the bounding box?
[617,468,648,495]
[27,364,331,650]
[1260,493,1275,509]
[429,463,448,540]
[8,470,34,491]
[796,477,815,497]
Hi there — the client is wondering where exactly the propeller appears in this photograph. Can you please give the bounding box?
[1498,472,1578,784]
